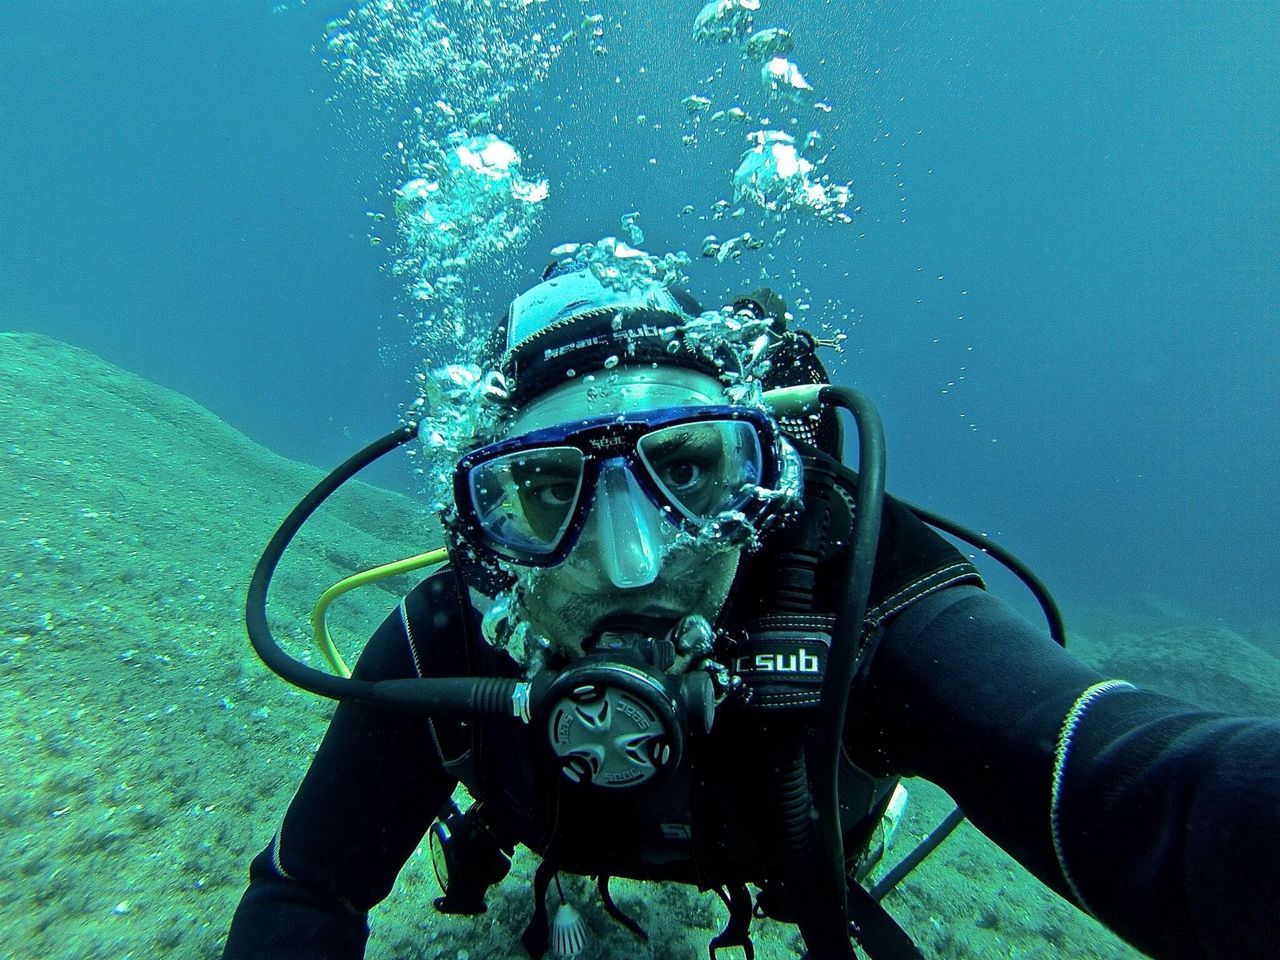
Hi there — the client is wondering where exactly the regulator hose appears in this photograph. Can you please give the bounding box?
[764,720,855,959]
[753,384,885,959]
[814,385,887,953]
[244,422,528,718]
[898,500,1066,645]
[747,441,862,958]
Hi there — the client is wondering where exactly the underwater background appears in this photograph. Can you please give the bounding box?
[2,2,1277,958]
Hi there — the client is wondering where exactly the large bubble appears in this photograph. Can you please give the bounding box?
[693,0,761,45]
[392,133,548,302]
[760,57,813,104]
[683,3,854,233]
[733,130,854,223]
[321,1,569,367]
[744,28,793,61]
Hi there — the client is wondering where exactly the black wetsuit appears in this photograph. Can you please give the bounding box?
[223,575,1280,960]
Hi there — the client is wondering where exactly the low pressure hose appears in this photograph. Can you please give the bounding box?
[747,448,859,959]
[764,380,1067,945]
[245,423,530,718]
[754,382,886,958]
[765,721,858,960]
[898,499,1066,645]
[815,385,887,950]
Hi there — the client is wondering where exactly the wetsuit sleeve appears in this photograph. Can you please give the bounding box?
[222,584,459,960]
[846,585,1280,960]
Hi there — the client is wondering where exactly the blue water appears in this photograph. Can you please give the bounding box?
[2,1,1276,628]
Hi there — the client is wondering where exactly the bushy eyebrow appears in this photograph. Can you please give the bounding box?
[644,428,723,459]
[508,454,582,483]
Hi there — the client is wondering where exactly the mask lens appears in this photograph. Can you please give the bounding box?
[636,420,763,522]
[467,446,585,556]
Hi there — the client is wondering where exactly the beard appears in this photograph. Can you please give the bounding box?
[513,542,741,660]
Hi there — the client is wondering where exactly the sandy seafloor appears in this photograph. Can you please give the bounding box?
[3,331,1278,960]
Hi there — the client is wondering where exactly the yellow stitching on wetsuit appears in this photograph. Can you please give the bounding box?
[751,614,838,631]
[270,829,295,881]
[402,596,457,767]
[869,565,977,625]
[270,827,360,914]
[866,563,971,623]
[755,690,823,707]
[1051,679,1135,915]
[400,598,424,678]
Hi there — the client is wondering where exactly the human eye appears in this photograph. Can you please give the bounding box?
[645,428,725,498]
[509,453,582,521]
[530,476,578,506]
[658,457,706,492]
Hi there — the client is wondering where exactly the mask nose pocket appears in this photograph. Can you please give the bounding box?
[591,459,666,588]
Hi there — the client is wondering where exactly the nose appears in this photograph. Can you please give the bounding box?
[577,458,667,588]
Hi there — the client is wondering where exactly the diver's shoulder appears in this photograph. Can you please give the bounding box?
[402,565,468,629]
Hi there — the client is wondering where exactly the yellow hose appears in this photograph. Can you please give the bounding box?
[311,547,450,677]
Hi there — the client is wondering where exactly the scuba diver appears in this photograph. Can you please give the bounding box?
[224,260,1280,960]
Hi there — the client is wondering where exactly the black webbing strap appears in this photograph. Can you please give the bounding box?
[846,878,924,960]
[520,858,558,959]
[599,876,649,941]
[709,884,755,960]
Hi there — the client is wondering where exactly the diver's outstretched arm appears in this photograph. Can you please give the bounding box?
[847,585,1280,960]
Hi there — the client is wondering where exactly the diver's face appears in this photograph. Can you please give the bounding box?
[505,367,743,660]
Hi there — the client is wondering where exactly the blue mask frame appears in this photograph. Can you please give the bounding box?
[452,405,787,567]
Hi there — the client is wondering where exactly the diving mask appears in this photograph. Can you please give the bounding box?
[452,405,796,571]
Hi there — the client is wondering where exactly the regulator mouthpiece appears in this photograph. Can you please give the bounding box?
[540,620,716,788]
